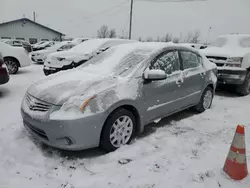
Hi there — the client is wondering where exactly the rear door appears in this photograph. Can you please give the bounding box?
[178,50,206,106]
[142,50,185,123]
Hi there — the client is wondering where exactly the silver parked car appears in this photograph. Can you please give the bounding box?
[21,42,217,152]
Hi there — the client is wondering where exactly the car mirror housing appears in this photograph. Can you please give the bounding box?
[143,69,167,81]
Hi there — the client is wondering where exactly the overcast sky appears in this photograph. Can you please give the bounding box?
[0,0,249,42]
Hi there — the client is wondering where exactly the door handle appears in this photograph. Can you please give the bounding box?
[176,79,183,86]
[200,72,205,78]
[176,80,182,84]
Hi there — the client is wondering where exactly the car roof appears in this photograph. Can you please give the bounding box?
[110,41,197,53]
[219,34,250,38]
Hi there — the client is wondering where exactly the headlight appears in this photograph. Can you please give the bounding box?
[226,57,243,67]
[62,95,96,112]
[57,57,65,61]
[228,57,243,63]
[50,95,96,120]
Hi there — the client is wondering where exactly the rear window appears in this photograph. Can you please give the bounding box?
[210,37,228,47]
[239,37,250,48]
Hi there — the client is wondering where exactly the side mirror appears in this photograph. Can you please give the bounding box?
[143,69,167,81]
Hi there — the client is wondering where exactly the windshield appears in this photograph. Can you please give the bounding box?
[58,44,75,51]
[46,42,66,51]
[79,47,152,76]
[210,37,228,47]
[36,41,45,45]
[239,37,250,48]
[70,39,106,54]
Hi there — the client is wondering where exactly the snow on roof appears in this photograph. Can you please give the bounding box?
[69,38,135,54]
[219,34,250,38]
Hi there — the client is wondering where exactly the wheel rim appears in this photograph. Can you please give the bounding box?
[203,90,213,109]
[109,115,133,148]
[5,60,17,74]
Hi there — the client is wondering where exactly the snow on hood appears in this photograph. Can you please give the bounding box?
[68,39,109,54]
[45,39,119,64]
[200,46,249,57]
[201,35,250,57]
[27,69,118,105]
[31,49,49,55]
[46,50,90,63]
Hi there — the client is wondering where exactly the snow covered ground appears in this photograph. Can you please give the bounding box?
[0,64,250,188]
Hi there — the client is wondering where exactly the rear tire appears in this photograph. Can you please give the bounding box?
[4,58,19,74]
[236,71,250,96]
[194,86,213,113]
[100,108,136,152]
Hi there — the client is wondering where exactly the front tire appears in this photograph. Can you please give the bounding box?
[236,71,250,96]
[194,86,213,113]
[4,58,19,74]
[100,108,136,152]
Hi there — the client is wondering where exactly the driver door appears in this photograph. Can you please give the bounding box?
[142,50,185,123]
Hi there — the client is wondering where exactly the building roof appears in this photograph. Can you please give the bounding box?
[0,18,64,36]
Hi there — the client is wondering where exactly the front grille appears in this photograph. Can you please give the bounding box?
[26,94,52,112]
[206,56,227,61]
[24,120,48,140]
[215,63,225,67]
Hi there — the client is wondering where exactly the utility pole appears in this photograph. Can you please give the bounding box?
[129,0,134,39]
[33,11,36,22]
[206,26,212,44]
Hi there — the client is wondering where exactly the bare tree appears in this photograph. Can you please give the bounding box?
[146,37,153,42]
[97,25,110,38]
[138,37,143,41]
[190,30,200,43]
[184,32,193,43]
[109,29,117,38]
[184,30,200,43]
[163,33,173,42]
[172,37,180,43]
[156,36,161,42]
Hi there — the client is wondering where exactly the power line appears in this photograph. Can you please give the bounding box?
[136,0,206,2]
[128,0,207,39]
[81,0,129,21]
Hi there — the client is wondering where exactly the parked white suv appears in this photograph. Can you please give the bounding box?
[201,34,250,96]
[0,42,31,74]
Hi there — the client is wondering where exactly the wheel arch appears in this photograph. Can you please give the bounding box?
[100,101,142,144]
[4,56,21,67]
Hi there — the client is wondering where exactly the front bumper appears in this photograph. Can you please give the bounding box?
[217,68,247,85]
[31,56,44,63]
[21,108,106,151]
[43,63,74,76]
[0,67,9,85]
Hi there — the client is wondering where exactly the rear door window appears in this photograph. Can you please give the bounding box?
[13,41,22,46]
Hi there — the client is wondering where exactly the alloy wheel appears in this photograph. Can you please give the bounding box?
[109,115,133,147]
[203,90,213,109]
[5,60,18,74]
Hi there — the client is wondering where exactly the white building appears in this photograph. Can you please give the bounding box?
[0,18,64,44]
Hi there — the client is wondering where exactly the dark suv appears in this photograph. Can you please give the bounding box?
[0,53,9,85]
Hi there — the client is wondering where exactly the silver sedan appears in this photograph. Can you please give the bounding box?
[21,42,217,152]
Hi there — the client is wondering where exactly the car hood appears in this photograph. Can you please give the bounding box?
[48,51,91,62]
[200,47,249,57]
[27,69,119,105]
[31,49,49,55]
